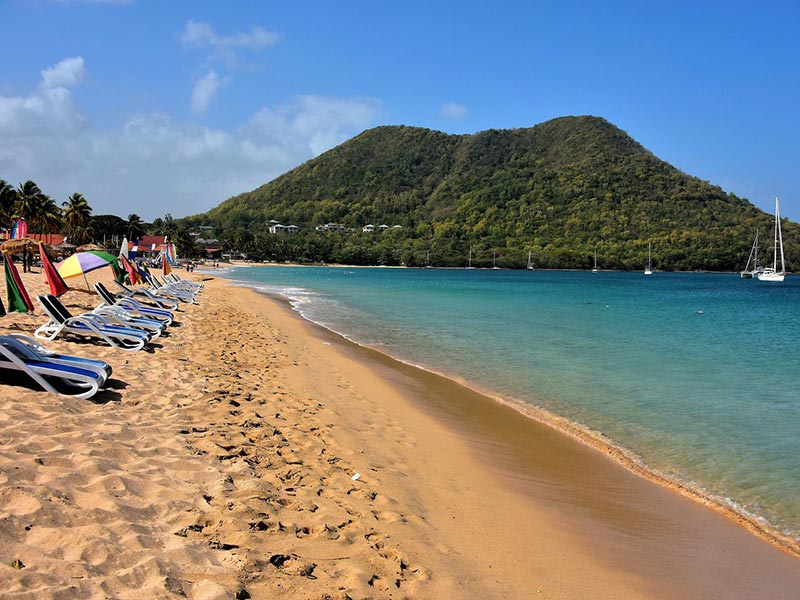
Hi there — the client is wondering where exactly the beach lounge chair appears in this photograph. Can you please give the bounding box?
[94,282,174,325]
[112,280,180,310]
[91,303,166,338]
[144,274,197,303]
[3,333,112,383]
[35,294,151,352]
[164,273,203,291]
[0,335,109,400]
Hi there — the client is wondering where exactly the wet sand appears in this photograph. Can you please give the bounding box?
[0,267,798,598]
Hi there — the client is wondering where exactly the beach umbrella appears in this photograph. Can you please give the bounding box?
[57,251,121,289]
[3,253,34,313]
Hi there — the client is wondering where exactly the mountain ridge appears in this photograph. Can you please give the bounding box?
[182,116,795,270]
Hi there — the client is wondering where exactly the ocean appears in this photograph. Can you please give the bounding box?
[220,265,800,541]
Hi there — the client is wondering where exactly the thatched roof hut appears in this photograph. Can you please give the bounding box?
[0,238,62,257]
[76,243,108,252]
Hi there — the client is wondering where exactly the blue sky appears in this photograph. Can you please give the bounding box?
[1,0,798,222]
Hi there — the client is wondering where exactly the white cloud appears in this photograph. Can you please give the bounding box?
[190,70,228,115]
[0,58,382,220]
[180,20,279,58]
[440,102,468,119]
[245,95,383,156]
[0,57,87,135]
[40,56,86,90]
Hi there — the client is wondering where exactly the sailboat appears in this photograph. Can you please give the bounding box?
[527,250,534,271]
[466,245,475,269]
[592,249,599,273]
[740,228,761,278]
[757,197,786,282]
[644,242,653,275]
[492,249,500,270]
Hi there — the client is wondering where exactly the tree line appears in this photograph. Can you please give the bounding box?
[0,178,197,257]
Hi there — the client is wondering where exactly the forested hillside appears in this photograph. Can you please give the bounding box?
[182,116,797,270]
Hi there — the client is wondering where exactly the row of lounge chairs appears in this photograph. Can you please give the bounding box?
[0,273,202,400]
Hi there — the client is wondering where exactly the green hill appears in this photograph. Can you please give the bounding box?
[183,116,796,270]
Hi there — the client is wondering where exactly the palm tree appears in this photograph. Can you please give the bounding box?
[62,193,93,244]
[15,180,46,229]
[173,226,198,258]
[126,213,146,239]
[39,197,63,243]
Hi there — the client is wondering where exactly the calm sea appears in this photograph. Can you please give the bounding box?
[221,266,800,540]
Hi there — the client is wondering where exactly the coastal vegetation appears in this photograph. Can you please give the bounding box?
[182,116,798,271]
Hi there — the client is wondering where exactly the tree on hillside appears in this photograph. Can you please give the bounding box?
[62,193,93,244]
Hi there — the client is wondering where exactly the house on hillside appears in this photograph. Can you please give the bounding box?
[269,222,299,234]
[315,223,349,233]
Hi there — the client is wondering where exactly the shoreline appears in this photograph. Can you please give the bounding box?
[218,269,800,560]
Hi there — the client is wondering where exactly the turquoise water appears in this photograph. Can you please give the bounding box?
[223,266,800,539]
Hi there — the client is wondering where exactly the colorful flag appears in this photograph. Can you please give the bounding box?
[162,251,172,275]
[3,253,34,313]
[130,239,139,260]
[39,243,69,297]
[11,218,27,239]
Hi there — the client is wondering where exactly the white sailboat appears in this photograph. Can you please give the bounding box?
[592,249,599,273]
[644,242,653,275]
[740,228,761,278]
[527,250,534,271]
[492,249,500,270]
[466,245,475,269]
[757,197,786,282]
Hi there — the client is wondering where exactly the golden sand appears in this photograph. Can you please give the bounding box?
[0,265,798,599]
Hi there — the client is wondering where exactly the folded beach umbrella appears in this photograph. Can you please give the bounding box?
[119,236,129,260]
[162,252,172,276]
[40,243,69,297]
[119,254,141,285]
[3,253,34,313]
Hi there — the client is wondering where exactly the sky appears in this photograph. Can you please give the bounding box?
[1,0,798,222]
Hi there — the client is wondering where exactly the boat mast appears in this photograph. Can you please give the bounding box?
[776,197,785,273]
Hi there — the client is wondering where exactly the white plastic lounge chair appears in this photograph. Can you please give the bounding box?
[112,280,180,310]
[165,273,203,291]
[0,335,107,400]
[35,295,151,352]
[144,274,196,303]
[3,333,112,384]
[94,282,174,325]
[91,304,166,338]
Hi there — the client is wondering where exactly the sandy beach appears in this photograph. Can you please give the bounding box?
[1,265,799,599]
